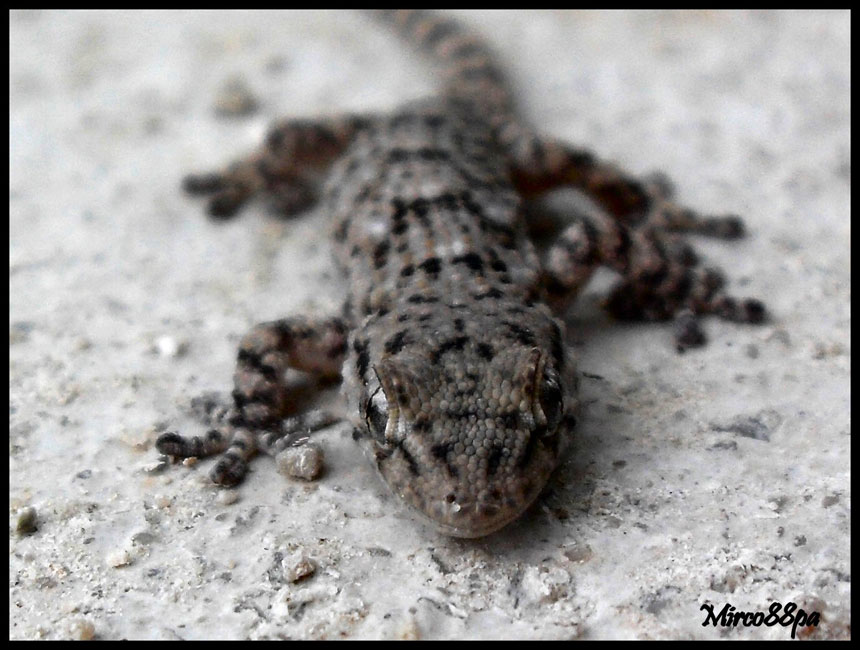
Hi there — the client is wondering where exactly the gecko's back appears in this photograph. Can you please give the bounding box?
[325,97,574,536]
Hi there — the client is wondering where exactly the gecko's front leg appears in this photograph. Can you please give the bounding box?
[182,114,371,219]
[157,316,348,486]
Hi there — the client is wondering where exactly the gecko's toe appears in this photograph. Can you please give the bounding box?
[182,172,226,195]
[207,191,246,219]
[156,431,188,457]
[701,214,746,239]
[210,455,247,487]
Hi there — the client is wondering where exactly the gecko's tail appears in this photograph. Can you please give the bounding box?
[371,10,514,116]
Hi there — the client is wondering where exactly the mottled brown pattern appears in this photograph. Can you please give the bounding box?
[157,10,765,536]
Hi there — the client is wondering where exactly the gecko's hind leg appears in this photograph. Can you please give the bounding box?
[506,130,765,347]
[157,316,348,486]
[541,213,765,349]
[183,114,371,219]
[639,172,746,239]
[507,132,746,239]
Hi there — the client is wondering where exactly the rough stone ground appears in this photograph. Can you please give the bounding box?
[10,10,850,640]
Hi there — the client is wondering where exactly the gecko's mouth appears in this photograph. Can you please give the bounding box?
[423,498,530,538]
[402,485,543,538]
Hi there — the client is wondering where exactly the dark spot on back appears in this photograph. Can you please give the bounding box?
[418,257,442,277]
[384,330,409,355]
[387,148,408,163]
[333,218,350,242]
[424,114,445,129]
[417,147,451,162]
[373,240,390,269]
[476,342,494,361]
[408,293,438,304]
[390,112,418,128]
[473,287,504,301]
[452,252,484,273]
[490,258,508,273]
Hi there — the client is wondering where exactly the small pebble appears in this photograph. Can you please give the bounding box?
[276,443,324,481]
[131,531,156,545]
[75,337,93,351]
[140,458,169,475]
[68,618,96,641]
[15,506,38,535]
[155,336,188,358]
[284,553,316,583]
[107,548,132,568]
[217,490,239,506]
[214,77,259,117]
[271,587,291,618]
[562,543,594,564]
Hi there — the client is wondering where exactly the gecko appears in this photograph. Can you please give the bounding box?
[156,10,766,538]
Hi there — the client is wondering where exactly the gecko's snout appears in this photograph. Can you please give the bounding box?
[415,477,547,538]
[385,452,559,539]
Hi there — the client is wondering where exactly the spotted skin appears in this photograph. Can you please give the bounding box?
[157,10,766,536]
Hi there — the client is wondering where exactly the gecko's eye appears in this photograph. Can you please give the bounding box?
[538,371,564,434]
[365,388,389,439]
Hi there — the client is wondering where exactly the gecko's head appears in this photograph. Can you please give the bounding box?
[360,324,576,538]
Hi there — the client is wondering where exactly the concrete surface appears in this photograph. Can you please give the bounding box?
[9,10,850,640]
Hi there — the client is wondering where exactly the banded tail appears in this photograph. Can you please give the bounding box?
[371,10,515,119]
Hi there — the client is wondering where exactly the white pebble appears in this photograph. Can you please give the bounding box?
[156,336,187,358]
[217,490,239,505]
[68,618,96,640]
[271,587,291,618]
[107,548,132,568]
[283,552,317,583]
[276,443,324,481]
